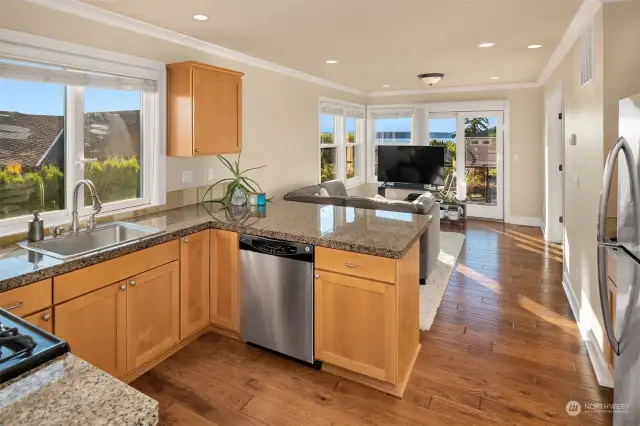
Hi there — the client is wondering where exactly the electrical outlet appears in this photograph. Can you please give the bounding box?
[207,168,214,182]
[181,171,194,184]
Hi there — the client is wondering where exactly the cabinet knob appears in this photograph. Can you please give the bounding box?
[42,312,51,321]
[183,237,189,244]
[120,284,127,291]
[195,149,201,153]
[314,273,320,279]
[129,280,136,287]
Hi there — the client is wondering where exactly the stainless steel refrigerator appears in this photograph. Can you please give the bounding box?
[598,94,640,425]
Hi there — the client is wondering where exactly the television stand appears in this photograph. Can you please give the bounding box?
[378,182,442,197]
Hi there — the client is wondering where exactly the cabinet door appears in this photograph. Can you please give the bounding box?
[193,67,242,155]
[127,261,180,372]
[23,308,53,334]
[210,230,239,331]
[314,271,397,383]
[55,282,127,378]
[180,230,210,339]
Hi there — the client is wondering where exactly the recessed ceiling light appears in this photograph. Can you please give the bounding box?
[528,44,542,49]
[478,42,495,48]
[490,77,499,80]
[326,60,338,64]
[193,14,208,21]
[382,84,391,88]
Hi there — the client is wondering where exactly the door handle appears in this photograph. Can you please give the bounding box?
[344,263,359,268]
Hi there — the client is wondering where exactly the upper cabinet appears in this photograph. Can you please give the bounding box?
[167,61,244,157]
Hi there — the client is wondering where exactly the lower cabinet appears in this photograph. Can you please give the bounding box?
[314,270,397,383]
[210,230,239,331]
[23,308,54,333]
[180,231,210,339]
[127,261,180,372]
[55,281,127,378]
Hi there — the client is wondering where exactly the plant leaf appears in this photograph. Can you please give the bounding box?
[242,176,263,192]
[239,164,266,175]
[217,155,235,174]
[240,177,258,192]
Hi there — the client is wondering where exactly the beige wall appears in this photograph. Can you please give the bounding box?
[542,9,605,349]
[1,0,365,199]
[369,88,544,219]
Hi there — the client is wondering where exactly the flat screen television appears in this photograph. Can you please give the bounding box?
[378,146,445,186]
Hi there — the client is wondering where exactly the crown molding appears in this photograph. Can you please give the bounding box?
[368,82,540,97]
[21,0,368,97]
[537,0,603,85]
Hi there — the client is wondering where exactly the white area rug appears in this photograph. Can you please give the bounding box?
[420,232,466,331]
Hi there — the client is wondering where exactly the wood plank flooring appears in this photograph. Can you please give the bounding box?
[131,220,613,425]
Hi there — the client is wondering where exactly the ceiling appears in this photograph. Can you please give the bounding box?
[78,0,582,92]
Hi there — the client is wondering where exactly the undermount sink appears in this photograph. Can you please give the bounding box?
[18,222,162,261]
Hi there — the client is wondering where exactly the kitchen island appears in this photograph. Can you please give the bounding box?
[0,201,430,421]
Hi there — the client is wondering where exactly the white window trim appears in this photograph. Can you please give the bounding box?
[319,97,365,188]
[0,29,166,237]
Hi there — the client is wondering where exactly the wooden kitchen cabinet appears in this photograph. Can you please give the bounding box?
[127,261,180,372]
[210,230,240,331]
[167,61,244,157]
[23,308,53,333]
[314,271,397,383]
[0,279,52,317]
[55,281,127,378]
[180,230,210,339]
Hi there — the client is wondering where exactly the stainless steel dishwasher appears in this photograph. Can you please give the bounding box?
[239,234,318,367]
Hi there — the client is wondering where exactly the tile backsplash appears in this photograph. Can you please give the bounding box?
[0,184,223,247]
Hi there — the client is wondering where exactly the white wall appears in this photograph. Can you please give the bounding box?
[368,88,544,220]
[0,0,366,198]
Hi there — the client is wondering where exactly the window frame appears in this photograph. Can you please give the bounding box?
[0,29,166,236]
[318,98,365,188]
[366,105,420,183]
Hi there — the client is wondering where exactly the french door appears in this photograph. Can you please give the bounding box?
[428,110,504,220]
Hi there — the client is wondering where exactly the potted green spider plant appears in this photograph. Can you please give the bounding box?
[201,154,266,205]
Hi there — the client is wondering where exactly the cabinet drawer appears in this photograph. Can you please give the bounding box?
[0,279,52,317]
[24,308,53,334]
[316,247,397,284]
[54,240,179,304]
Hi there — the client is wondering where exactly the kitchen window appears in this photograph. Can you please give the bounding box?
[368,109,415,182]
[319,100,365,186]
[0,32,164,235]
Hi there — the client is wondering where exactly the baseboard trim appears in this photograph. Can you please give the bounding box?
[562,272,614,388]
[507,216,545,234]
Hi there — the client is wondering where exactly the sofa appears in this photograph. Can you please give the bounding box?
[284,180,440,282]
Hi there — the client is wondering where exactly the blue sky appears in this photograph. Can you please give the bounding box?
[0,79,141,114]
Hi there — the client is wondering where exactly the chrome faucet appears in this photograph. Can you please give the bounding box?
[71,179,102,232]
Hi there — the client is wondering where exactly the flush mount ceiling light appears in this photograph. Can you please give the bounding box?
[490,76,499,80]
[326,60,338,64]
[418,73,444,86]
[382,84,391,88]
[528,44,542,49]
[193,14,208,21]
[478,42,495,48]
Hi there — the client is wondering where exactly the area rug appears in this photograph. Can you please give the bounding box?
[420,232,466,331]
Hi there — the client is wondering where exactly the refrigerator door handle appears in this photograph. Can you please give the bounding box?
[598,137,640,356]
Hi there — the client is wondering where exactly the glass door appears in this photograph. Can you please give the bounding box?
[459,111,504,220]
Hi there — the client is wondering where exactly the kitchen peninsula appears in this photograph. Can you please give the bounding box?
[0,201,431,423]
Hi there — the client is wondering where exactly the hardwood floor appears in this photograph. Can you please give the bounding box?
[131,220,613,426]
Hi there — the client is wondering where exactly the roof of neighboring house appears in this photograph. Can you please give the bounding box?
[0,112,64,168]
[0,110,141,169]
[466,126,497,138]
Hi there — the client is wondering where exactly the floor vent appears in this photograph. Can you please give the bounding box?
[580,23,595,87]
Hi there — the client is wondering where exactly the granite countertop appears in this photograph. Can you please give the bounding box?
[0,200,431,292]
[0,353,158,426]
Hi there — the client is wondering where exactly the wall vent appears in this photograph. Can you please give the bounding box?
[580,23,595,87]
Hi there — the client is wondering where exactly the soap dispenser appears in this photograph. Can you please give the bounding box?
[28,211,44,243]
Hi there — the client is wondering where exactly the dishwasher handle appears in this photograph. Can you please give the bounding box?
[240,234,314,263]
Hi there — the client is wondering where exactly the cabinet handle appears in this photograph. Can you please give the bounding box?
[42,312,51,321]
[2,301,24,311]
[183,237,189,244]
[129,280,136,287]
[120,284,127,291]
[195,149,201,153]
[344,263,359,268]
[314,273,320,279]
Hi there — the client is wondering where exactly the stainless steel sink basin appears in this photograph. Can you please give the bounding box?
[18,222,162,260]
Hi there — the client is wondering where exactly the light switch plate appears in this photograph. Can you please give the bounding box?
[207,168,214,182]
[182,171,194,184]
[569,134,577,145]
